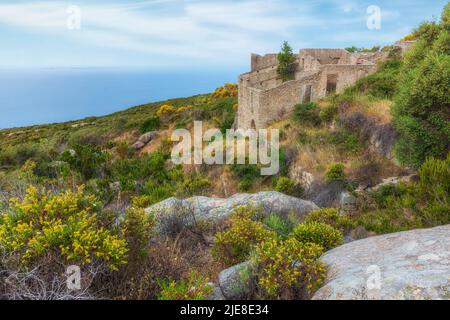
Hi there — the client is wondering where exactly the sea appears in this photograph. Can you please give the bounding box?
[0,68,239,129]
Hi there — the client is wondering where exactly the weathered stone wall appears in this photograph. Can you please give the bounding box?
[238,47,390,130]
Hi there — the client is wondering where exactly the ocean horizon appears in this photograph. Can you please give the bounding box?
[0,68,240,129]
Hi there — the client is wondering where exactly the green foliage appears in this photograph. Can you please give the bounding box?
[305,208,354,233]
[358,154,450,233]
[273,176,303,197]
[158,271,213,300]
[294,102,322,127]
[212,207,277,266]
[60,144,108,180]
[325,163,346,182]
[319,105,338,123]
[252,238,325,299]
[123,207,155,262]
[263,213,293,238]
[353,58,402,98]
[230,163,260,191]
[291,222,344,250]
[277,41,296,82]
[140,116,161,134]
[393,5,450,168]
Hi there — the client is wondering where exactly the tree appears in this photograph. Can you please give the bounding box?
[277,41,296,82]
[392,4,450,168]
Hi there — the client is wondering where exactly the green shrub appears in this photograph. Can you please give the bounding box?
[305,208,354,233]
[212,207,276,266]
[230,163,260,191]
[158,271,213,300]
[263,213,293,238]
[393,5,450,168]
[325,163,346,182]
[417,152,450,204]
[252,238,325,299]
[294,102,322,127]
[319,105,338,123]
[123,207,155,262]
[291,221,344,250]
[277,41,296,82]
[60,144,108,180]
[273,176,303,197]
[140,116,160,134]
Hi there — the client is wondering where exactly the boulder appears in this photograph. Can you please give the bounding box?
[218,261,253,300]
[312,224,450,300]
[288,166,315,191]
[132,131,159,150]
[145,191,318,234]
[340,191,357,213]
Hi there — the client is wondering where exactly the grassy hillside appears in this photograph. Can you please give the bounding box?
[0,3,449,300]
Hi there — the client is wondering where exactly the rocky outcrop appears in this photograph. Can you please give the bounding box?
[132,131,158,150]
[145,191,318,234]
[313,225,450,300]
[217,261,254,300]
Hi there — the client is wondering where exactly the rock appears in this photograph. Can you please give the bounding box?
[145,191,318,234]
[288,166,315,191]
[344,226,376,243]
[218,261,253,300]
[132,131,159,150]
[132,141,146,150]
[312,224,450,300]
[340,192,357,213]
[304,181,346,208]
[138,131,158,144]
[368,174,419,193]
[206,284,225,300]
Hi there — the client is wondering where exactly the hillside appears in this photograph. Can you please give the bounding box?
[0,3,449,300]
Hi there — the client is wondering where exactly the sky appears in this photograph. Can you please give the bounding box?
[0,0,448,71]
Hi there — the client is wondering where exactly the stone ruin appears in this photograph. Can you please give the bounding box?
[236,45,410,130]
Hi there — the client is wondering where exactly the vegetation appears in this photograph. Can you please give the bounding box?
[291,222,344,251]
[393,4,450,168]
[277,41,296,82]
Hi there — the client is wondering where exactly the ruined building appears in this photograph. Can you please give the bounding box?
[237,48,389,130]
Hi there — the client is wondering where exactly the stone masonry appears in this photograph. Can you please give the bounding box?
[237,48,390,130]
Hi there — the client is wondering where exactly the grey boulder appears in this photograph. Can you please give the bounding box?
[312,224,450,300]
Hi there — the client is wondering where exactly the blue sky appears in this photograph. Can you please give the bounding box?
[0,0,447,71]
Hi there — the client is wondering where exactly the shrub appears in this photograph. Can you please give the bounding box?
[273,176,303,197]
[263,213,293,238]
[211,83,238,99]
[393,5,450,168]
[252,238,325,299]
[325,163,346,182]
[319,105,338,123]
[123,207,155,263]
[212,207,276,266]
[291,221,344,250]
[60,144,108,180]
[417,152,450,204]
[0,186,128,270]
[294,102,322,127]
[140,116,160,133]
[156,104,177,117]
[305,208,354,233]
[230,163,260,192]
[158,271,213,300]
[277,41,296,82]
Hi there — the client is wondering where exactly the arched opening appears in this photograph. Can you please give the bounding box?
[251,120,256,130]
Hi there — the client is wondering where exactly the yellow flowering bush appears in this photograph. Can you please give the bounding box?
[158,271,213,300]
[211,83,238,99]
[304,208,354,233]
[291,221,344,250]
[0,186,128,270]
[252,238,326,299]
[212,207,276,266]
[156,104,177,117]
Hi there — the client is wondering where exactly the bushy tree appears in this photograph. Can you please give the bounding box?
[277,41,296,82]
[393,4,450,168]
